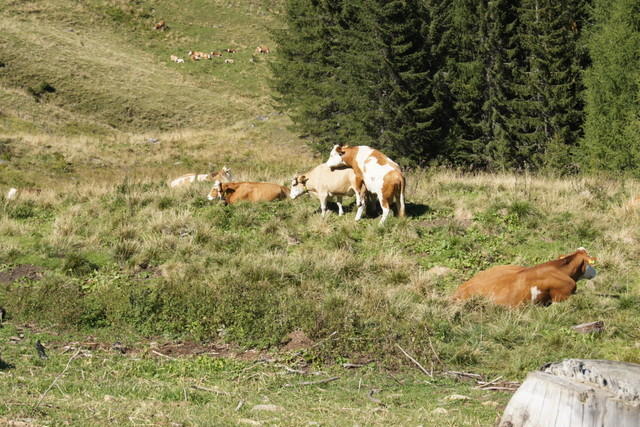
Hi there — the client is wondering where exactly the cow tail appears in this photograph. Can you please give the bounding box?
[398,175,406,218]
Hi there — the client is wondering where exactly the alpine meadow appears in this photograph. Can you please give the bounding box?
[1,0,639,425]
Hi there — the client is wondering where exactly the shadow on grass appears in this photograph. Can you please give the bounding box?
[334,200,431,219]
[0,358,15,370]
[405,202,431,218]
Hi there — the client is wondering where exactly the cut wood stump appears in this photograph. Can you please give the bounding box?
[500,359,640,427]
[571,321,605,334]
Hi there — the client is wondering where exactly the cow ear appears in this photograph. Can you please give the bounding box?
[300,175,308,184]
[336,146,346,155]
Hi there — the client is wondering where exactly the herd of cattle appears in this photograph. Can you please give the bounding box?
[0,143,600,309]
[168,45,269,64]
[168,144,598,309]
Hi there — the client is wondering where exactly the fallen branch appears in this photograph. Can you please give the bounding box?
[283,376,340,387]
[481,385,520,392]
[395,344,432,378]
[32,349,81,413]
[367,389,384,405]
[151,350,176,360]
[342,361,373,369]
[445,370,483,380]
[277,364,306,375]
[476,375,503,389]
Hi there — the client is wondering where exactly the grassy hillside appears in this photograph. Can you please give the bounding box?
[0,0,279,134]
[1,1,640,425]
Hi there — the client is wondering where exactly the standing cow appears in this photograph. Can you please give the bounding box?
[290,163,362,217]
[325,145,405,224]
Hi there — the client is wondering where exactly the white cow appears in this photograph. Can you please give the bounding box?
[326,145,405,224]
[6,188,17,200]
[290,163,362,217]
[169,166,233,188]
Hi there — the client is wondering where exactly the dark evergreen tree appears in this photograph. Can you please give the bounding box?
[581,0,640,172]
[480,0,522,170]
[446,0,486,167]
[352,0,449,164]
[270,0,355,152]
[513,0,589,170]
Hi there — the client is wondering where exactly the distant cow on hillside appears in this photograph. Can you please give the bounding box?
[154,20,167,31]
[169,166,234,188]
[255,45,270,54]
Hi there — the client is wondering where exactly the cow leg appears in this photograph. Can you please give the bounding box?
[355,203,365,221]
[550,284,577,303]
[355,176,365,207]
[336,196,344,216]
[319,193,328,217]
[379,194,391,224]
[546,278,577,303]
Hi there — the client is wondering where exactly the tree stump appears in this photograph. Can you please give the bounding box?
[500,359,640,427]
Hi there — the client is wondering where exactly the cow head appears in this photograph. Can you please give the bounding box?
[208,180,225,202]
[326,145,348,170]
[221,166,234,181]
[560,247,597,281]
[576,247,597,280]
[290,175,309,199]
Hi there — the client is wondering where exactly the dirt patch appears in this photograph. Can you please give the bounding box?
[0,265,44,284]
[154,341,269,361]
[281,330,314,352]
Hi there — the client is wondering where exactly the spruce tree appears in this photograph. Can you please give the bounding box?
[270,0,354,152]
[446,0,486,167]
[350,0,448,165]
[582,0,640,172]
[514,0,588,170]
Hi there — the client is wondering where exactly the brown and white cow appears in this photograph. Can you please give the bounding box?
[255,45,270,54]
[454,248,597,308]
[208,181,289,205]
[290,163,362,217]
[188,51,211,61]
[169,166,233,188]
[325,145,405,224]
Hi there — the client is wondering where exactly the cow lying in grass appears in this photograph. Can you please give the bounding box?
[290,163,362,217]
[208,181,289,205]
[454,248,597,307]
[326,145,405,224]
[169,166,233,188]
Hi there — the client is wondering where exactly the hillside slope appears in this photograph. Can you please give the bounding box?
[0,0,280,134]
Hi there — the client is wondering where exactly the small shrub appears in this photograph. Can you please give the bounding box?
[157,196,174,210]
[8,200,36,219]
[62,253,99,276]
[26,82,56,101]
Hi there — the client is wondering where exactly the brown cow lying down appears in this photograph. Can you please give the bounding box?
[208,181,289,205]
[454,248,597,307]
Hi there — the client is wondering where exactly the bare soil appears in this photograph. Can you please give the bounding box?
[0,265,43,284]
